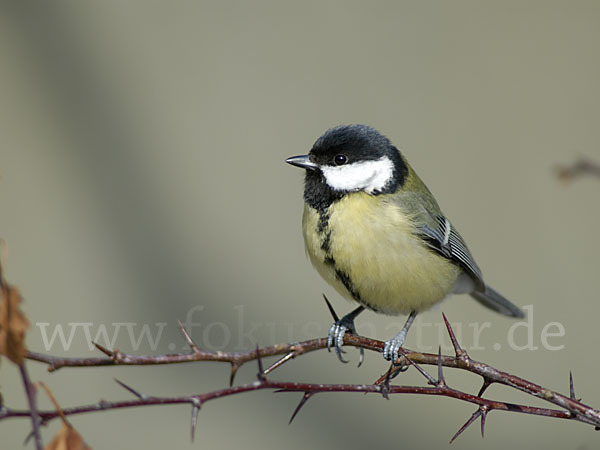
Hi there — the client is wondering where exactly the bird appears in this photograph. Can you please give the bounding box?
[286,124,524,363]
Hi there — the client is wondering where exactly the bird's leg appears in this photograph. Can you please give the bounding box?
[383,310,417,363]
[327,305,365,364]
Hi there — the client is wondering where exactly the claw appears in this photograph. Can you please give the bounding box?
[335,324,348,363]
[335,325,346,353]
[357,347,365,368]
[327,323,336,352]
[383,331,406,363]
[383,311,417,363]
[326,305,365,364]
[335,344,349,363]
[326,322,349,363]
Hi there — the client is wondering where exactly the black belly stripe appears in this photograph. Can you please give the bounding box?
[315,207,382,313]
[334,264,382,313]
[334,268,361,301]
[317,210,329,233]
[320,230,332,253]
[316,213,360,301]
[323,240,382,312]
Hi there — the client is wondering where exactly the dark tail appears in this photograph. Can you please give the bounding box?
[470,285,525,318]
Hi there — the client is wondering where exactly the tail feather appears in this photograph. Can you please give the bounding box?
[470,285,525,318]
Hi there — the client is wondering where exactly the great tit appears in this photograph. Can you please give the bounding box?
[286,124,524,363]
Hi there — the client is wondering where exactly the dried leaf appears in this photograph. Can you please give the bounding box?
[0,278,29,364]
[39,382,92,449]
[45,424,91,450]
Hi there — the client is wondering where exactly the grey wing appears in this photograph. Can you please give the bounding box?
[417,215,486,292]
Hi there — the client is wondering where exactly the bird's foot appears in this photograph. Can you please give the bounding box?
[382,311,417,364]
[327,306,365,365]
[382,330,407,363]
[327,318,356,364]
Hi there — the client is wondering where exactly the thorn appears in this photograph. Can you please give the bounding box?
[373,363,406,385]
[480,407,488,438]
[23,431,35,446]
[380,363,394,399]
[322,294,339,322]
[449,408,483,444]
[114,378,147,399]
[289,392,315,424]
[264,351,294,375]
[229,363,239,387]
[190,399,201,442]
[437,346,446,387]
[177,320,200,353]
[381,366,405,384]
[397,349,436,386]
[442,313,465,359]
[372,371,389,386]
[93,341,113,357]
[477,379,493,397]
[256,345,266,381]
[569,371,576,401]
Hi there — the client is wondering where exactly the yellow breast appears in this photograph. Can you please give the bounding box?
[302,192,461,315]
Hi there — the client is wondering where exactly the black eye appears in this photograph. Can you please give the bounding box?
[334,154,348,166]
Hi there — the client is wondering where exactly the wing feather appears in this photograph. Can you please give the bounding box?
[417,215,485,292]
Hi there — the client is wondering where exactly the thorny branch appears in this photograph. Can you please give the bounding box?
[17,364,42,450]
[0,253,42,450]
[8,309,600,443]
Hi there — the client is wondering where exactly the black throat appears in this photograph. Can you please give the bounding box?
[303,170,344,216]
[303,146,407,214]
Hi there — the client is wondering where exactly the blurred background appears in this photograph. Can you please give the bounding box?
[1,1,599,448]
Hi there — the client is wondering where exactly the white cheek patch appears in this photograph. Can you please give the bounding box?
[321,156,394,193]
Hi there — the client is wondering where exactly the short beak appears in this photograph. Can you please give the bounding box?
[285,155,319,171]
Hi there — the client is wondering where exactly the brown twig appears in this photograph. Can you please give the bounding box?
[25,324,600,427]
[27,338,327,386]
[18,364,42,450]
[1,254,40,448]
[14,314,600,441]
[0,378,577,430]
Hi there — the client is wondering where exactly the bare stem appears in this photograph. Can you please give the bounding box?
[12,314,600,441]
[0,378,575,425]
[18,363,42,450]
